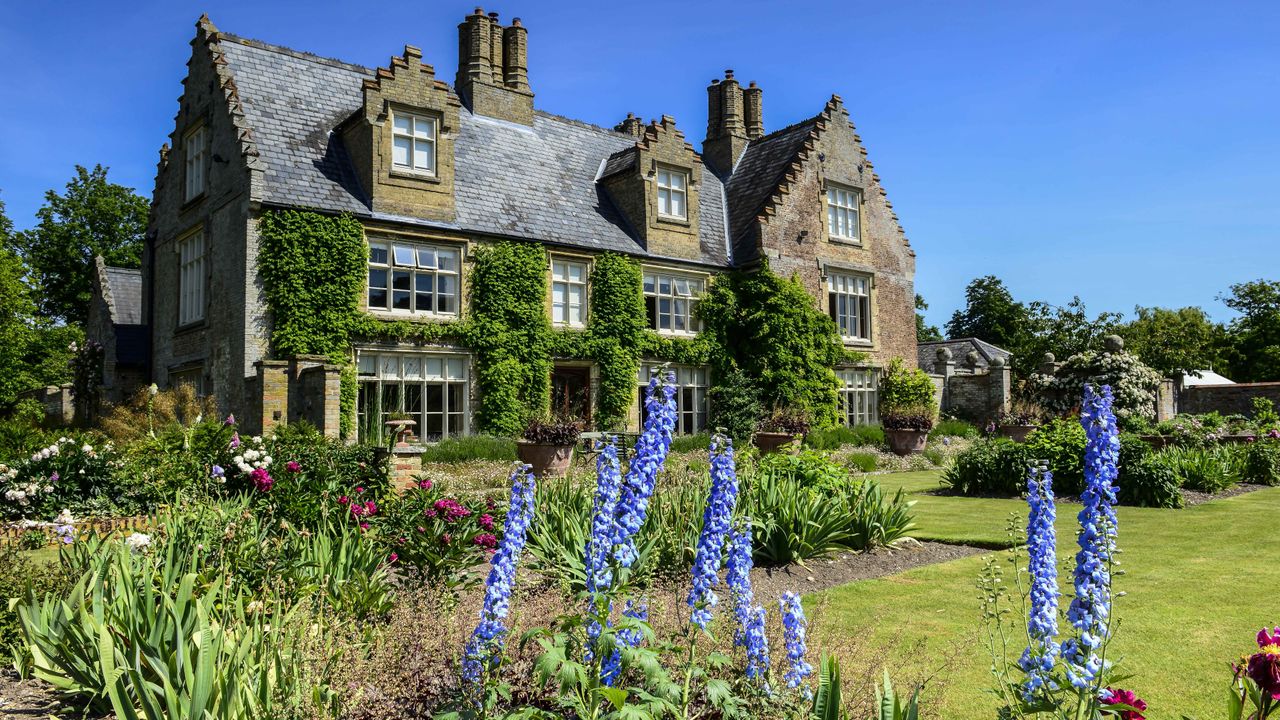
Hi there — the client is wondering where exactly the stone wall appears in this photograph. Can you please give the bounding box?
[1180,382,1280,416]
[245,356,342,438]
[753,97,917,371]
[925,348,1011,422]
[17,385,74,426]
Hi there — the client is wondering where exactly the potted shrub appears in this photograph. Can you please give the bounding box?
[879,358,937,456]
[754,410,811,455]
[516,415,583,477]
[995,399,1046,442]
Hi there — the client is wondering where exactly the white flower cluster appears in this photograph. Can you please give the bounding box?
[125,532,152,553]
[232,436,273,476]
[0,464,16,483]
[28,437,96,463]
[4,481,52,506]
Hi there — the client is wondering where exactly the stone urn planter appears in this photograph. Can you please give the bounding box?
[884,429,929,456]
[384,418,418,446]
[516,441,575,477]
[997,424,1038,443]
[753,431,802,455]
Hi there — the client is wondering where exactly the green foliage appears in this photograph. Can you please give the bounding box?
[945,276,1031,356]
[941,439,1032,496]
[1025,417,1088,494]
[581,253,645,429]
[706,367,762,443]
[1117,305,1226,378]
[879,358,936,426]
[8,165,147,325]
[376,481,498,591]
[805,424,886,451]
[0,545,70,661]
[1219,279,1280,383]
[1032,346,1163,423]
[930,418,979,440]
[698,262,847,427]
[418,434,517,463]
[1157,445,1242,493]
[468,241,553,435]
[1118,456,1184,508]
[669,432,712,454]
[1243,438,1280,486]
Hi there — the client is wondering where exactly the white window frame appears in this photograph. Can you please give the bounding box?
[391,110,437,175]
[826,184,861,243]
[638,363,708,435]
[177,230,206,327]
[355,351,469,444]
[551,258,589,327]
[643,270,704,335]
[183,125,208,202]
[827,271,872,342]
[367,239,460,317]
[656,167,688,220]
[838,368,879,426]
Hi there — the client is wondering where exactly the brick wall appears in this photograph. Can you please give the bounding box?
[1180,383,1280,416]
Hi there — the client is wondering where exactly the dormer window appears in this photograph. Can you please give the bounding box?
[826,184,861,243]
[183,125,208,201]
[656,167,688,220]
[392,111,437,175]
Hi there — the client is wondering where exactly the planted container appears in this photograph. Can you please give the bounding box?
[517,416,583,477]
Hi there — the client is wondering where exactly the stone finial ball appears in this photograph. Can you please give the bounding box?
[1042,352,1055,364]
[964,350,981,367]
[990,355,1006,368]
[936,347,953,362]
[1103,334,1124,353]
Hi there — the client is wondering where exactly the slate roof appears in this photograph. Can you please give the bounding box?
[917,338,1011,371]
[724,118,819,263]
[216,34,730,265]
[102,266,143,326]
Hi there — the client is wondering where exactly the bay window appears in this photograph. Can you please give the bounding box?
[356,351,469,443]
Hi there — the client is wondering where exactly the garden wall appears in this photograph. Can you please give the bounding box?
[1179,382,1280,416]
[925,348,1011,422]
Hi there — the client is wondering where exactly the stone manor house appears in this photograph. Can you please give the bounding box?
[100,10,918,440]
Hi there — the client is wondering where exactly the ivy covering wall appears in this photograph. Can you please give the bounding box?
[257,209,866,439]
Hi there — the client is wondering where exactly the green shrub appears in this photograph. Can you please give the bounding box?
[741,470,852,565]
[0,415,56,461]
[0,545,70,662]
[846,451,879,473]
[805,424,885,450]
[838,480,916,549]
[706,367,762,443]
[755,450,852,495]
[1157,446,1238,493]
[1116,457,1183,509]
[930,418,979,440]
[1025,418,1088,495]
[1,433,138,520]
[1243,438,1280,486]
[670,432,712,454]
[941,439,1032,496]
[377,480,499,591]
[418,434,518,463]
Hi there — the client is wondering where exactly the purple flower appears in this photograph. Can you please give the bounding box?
[780,591,813,691]
[612,372,676,569]
[285,460,301,473]
[229,432,241,450]
[688,434,739,630]
[49,472,59,483]
[211,464,225,479]
[225,414,235,426]
[1019,463,1060,701]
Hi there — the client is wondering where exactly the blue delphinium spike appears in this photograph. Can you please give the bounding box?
[780,591,813,692]
[612,372,676,569]
[1018,462,1060,700]
[688,434,740,630]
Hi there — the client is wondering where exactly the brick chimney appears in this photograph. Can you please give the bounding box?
[614,112,644,138]
[456,8,534,124]
[703,70,758,173]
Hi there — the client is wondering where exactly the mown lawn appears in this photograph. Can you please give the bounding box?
[817,470,1280,718]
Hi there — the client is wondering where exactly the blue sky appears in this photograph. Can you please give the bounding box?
[1,1,1277,329]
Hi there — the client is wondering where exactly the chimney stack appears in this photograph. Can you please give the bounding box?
[456,8,534,124]
[702,70,757,174]
[615,112,644,138]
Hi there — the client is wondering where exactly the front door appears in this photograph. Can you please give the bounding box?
[551,366,592,424]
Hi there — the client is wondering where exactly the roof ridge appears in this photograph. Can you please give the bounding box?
[534,109,634,140]
[753,112,822,143]
[217,31,375,75]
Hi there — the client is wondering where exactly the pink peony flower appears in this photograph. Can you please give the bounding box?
[479,513,495,531]
[418,478,432,490]
[1099,687,1147,720]
[286,461,301,473]
[387,552,398,563]
[473,533,498,549]
[1248,627,1280,700]
[250,467,273,492]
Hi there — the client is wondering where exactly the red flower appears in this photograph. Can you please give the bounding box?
[286,460,301,472]
[1100,688,1147,720]
[473,533,498,549]
[338,495,350,506]
[479,514,495,531]
[418,478,432,490]
[1248,627,1280,700]
[442,533,452,545]
[250,467,274,492]
[387,552,398,563]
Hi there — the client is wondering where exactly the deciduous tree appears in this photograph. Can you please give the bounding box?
[1220,279,1280,382]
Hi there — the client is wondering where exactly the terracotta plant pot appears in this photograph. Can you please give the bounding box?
[517,441,575,477]
[753,431,802,455]
[998,424,1038,443]
[884,428,929,456]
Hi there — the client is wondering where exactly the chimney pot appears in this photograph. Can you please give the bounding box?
[512,17,522,26]
[724,69,734,79]
[473,6,484,14]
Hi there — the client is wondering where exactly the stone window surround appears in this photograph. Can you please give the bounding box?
[365,235,464,320]
[175,225,208,331]
[638,361,709,435]
[641,265,707,337]
[355,348,471,444]
[821,260,876,347]
[389,107,438,178]
[823,180,863,247]
[382,103,446,188]
[837,366,879,426]
[182,121,210,204]
[549,253,591,328]
[654,164,690,222]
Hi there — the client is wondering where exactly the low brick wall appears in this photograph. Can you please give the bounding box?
[1,515,150,544]
[1180,382,1280,416]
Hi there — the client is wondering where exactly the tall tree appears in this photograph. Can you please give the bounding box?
[1219,280,1280,382]
[944,275,1032,352]
[13,165,147,325]
[1023,296,1122,367]
[1116,306,1227,379]
[915,293,942,342]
